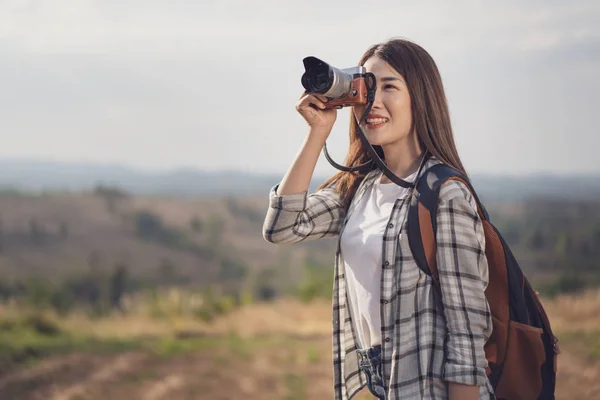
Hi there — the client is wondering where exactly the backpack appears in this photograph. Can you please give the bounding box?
[406,163,559,400]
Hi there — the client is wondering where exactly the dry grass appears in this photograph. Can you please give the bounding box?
[40,298,331,341]
[205,298,332,338]
[2,289,600,399]
[543,289,600,335]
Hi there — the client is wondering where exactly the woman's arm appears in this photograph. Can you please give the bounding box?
[448,382,481,400]
[263,91,347,244]
[262,132,346,244]
[435,180,493,399]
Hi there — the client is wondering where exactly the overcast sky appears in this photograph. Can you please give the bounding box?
[1,0,599,177]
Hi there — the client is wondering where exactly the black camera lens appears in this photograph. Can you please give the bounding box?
[301,57,333,94]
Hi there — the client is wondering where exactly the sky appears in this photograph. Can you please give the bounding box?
[0,0,599,177]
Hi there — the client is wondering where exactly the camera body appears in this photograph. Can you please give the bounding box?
[301,56,370,109]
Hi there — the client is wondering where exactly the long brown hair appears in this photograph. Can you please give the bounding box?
[318,38,468,207]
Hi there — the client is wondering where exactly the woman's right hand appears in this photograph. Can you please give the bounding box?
[296,92,337,137]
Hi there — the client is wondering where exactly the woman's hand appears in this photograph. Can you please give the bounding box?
[295,92,337,138]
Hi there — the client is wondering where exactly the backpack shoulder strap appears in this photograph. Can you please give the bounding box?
[407,163,487,286]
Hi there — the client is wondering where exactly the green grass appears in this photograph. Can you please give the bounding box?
[306,345,321,364]
[147,330,282,359]
[283,373,307,400]
[0,313,145,372]
[0,312,313,375]
[127,369,159,382]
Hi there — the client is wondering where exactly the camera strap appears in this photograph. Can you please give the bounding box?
[322,72,430,188]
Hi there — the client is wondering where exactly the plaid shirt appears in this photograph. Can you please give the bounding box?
[263,158,495,399]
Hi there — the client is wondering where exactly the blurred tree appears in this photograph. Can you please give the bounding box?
[526,228,546,250]
[88,250,102,271]
[157,258,178,285]
[554,231,572,258]
[50,289,75,316]
[59,221,69,241]
[593,223,600,244]
[134,211,186,247]
[495,220,522,246]
[538,273,587,298]
[135,211,164,240]
[297,257,333,303]
[109,263,129,310]
[28,218,45,245]
[252,267,278,302]
[94,184,128,213]
[0,279,13,301]
[206,216,224,247]
[25,278,52,309]
[0,215,3,254]
[189,216,203,233]
[219,257,248,282]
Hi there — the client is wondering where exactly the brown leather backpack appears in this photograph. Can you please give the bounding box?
[407,164,559,400]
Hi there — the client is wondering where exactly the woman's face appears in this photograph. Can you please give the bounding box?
[353,56,413,147]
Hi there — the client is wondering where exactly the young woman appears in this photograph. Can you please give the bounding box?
[263,39,494,400]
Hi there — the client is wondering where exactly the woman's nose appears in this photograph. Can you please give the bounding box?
[371,89,384,109]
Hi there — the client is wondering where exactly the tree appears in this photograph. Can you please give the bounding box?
[134,211,185,247]
[190,216,203,233]
[297,257,333,303]
[94,184,128,213]
[109,263,129,310]
[219,257,248,282]
[526,228,546,250]
[206,216,224,247]
[29,218,45,245]
[554,231,572,258]
[88,251,102,271]
[252,268,278,302]
[25,278,52,309]
[0,215,4,254]
[59,221,69,240]
[157,258,178,284]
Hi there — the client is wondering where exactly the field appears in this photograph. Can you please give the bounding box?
[0,187,599,399]
[1,289,600,400]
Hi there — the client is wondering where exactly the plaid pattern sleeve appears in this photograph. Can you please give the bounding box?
[262,183,346,244]
[435,180,492,387]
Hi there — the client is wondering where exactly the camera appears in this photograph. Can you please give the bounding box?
[301,56,371,109]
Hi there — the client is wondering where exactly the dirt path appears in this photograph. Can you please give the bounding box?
[0,341,597,399]
[144,374,186,400]
[51,353,147,400]
[555,345,600,400]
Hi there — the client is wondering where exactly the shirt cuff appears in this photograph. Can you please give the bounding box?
[268,184,308,212]
[443,362,488,386]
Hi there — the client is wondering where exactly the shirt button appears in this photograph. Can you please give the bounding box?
[385,337,391,343]
[383,300,389,304]
[388,223,394,228]
[383,261,389,267]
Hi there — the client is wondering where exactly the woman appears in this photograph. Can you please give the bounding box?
[262,38,494,400]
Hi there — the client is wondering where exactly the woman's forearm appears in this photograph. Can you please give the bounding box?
[448,382,479,400]
[277,129,329,196]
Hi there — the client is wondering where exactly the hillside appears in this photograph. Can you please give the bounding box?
[0,169,599,399]
[1,158,599,297]
[0,189,336,293]
[0,177,599,301]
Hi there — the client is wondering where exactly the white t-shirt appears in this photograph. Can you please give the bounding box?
[340,170,417,348]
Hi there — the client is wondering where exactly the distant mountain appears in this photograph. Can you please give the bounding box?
[469,173,600,202]
[0,158,599,201]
